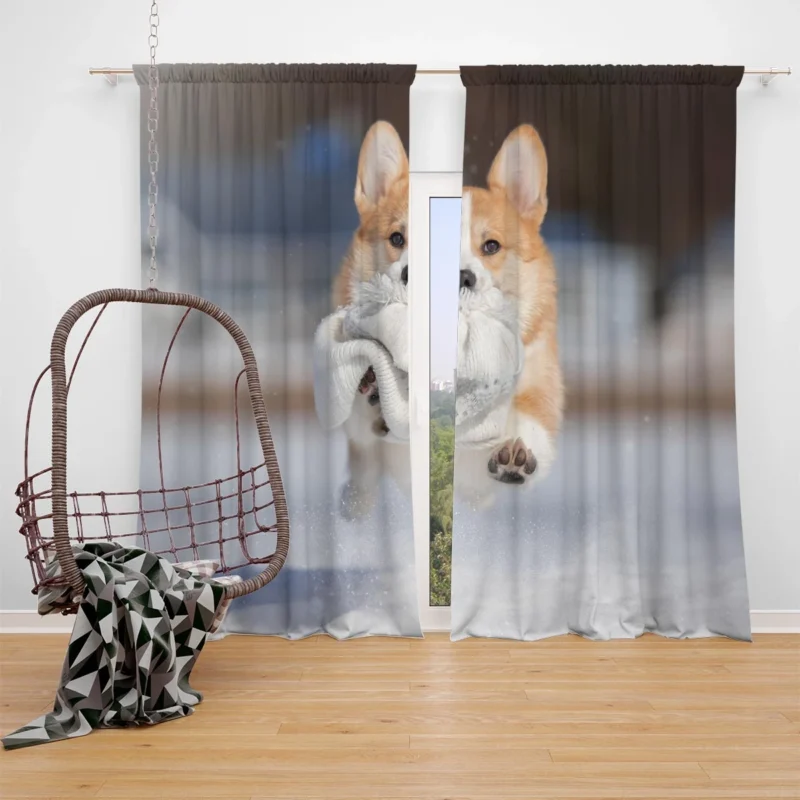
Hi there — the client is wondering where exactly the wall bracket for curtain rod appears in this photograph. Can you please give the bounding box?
[759,67,791,86]
[92,67,120,86]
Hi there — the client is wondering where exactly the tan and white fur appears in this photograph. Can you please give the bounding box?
[332,121,411,519]
[457,125,564,502]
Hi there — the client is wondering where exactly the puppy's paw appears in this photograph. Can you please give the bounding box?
[487,437,537,485]
[358,366,381,408]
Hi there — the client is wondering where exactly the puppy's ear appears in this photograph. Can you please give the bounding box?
[487,124,548,222]
[354,121,409,216]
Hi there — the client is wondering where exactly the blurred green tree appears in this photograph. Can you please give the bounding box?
[429,390,455,607]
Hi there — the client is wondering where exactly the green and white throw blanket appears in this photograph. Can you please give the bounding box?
[2,542,239,750]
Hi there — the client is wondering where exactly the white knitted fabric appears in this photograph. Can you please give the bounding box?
[455,278,524,449]
[313,272,410,443]
[312,266,523,450]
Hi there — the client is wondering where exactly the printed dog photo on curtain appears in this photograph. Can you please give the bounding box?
[449,66,751,641]
[135,64,421,639]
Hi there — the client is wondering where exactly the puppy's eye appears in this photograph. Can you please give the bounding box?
[482,239,501,255]
[389,231,405,248]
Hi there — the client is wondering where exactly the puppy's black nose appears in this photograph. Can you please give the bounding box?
[460,269,476,290]
[400,265,408,285]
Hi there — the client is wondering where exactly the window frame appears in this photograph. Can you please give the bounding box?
[409,172,462,632]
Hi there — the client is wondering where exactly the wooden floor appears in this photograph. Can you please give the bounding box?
[0,633,798,799]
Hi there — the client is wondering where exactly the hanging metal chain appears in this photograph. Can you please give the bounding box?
[146,1,160,288]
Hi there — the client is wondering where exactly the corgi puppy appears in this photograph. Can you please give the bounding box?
[332,121,410,519]
[457,124,564,498]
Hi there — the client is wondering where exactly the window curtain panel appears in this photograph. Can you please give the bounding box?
[450,65,750,641]
[134,63,422,639]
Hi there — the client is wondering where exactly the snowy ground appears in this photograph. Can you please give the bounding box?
[451,410,750,641]
[140,410,422,639]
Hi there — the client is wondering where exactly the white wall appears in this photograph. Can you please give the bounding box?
[1,0,798,617]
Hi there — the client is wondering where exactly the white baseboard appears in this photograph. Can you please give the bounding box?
[0,610,798,635]
[749,610,800,633]
[0,611,74,634]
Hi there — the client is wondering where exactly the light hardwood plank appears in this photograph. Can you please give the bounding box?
[550,746,800,762]
[701,760,800,784]
[91,763,712,798]
[411,732,800,750]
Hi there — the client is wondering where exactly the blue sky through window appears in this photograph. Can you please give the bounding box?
[430,197,461,385]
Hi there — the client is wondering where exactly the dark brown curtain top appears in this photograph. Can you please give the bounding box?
[460,65,744,87]
[133,63,417,85]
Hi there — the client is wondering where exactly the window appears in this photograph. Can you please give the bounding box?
[409,173,461,631]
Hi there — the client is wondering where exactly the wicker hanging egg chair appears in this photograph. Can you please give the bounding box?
[16,290,290,613]
[14,4,288,614]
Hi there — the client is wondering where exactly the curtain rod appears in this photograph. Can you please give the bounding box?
[89,66,792,85]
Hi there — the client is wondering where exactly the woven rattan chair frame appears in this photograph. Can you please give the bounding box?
[16,288,289,611]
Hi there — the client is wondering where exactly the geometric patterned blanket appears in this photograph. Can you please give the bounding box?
[2,542,230,750]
